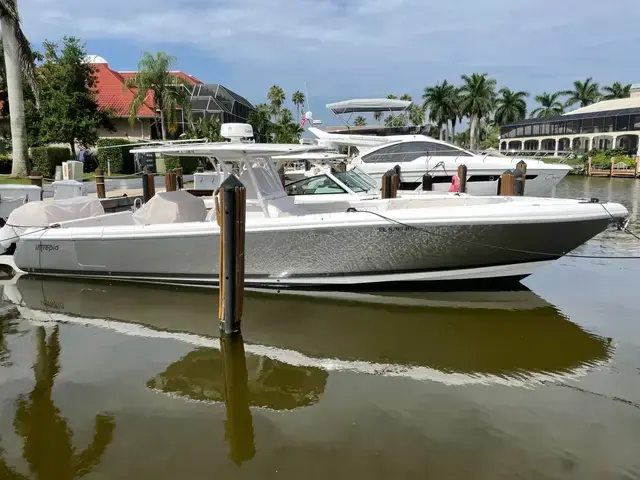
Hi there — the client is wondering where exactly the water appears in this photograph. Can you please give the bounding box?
[1,176,639,479]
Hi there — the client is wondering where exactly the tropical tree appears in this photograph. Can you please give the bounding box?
[181,115,222,142]
[353,115,366,126]
[267,85,285,122]
[494,87,529,125]
[399,93,412,101]
[422,80,456,140]
[248,103,272,142]
[274,108,302,143]
[1,0,40,177]
[384,93,398,126]
[38,37,114,156]
[458,73,497,151]
[530,92,566,118]
[373,111,383,125]
[125,51,192,140]
[409,104,425,127]
[602,81,631,100]
[563,77,600,108]
[291,90,305,123]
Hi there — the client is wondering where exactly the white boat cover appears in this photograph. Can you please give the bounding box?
[0,196,104,250]
[132,190,207,225]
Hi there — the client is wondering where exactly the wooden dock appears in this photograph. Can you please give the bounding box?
[587,158,640,178]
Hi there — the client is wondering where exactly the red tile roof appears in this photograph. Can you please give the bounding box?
[92,62,202,117]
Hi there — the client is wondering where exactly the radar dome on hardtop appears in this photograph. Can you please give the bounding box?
[85,54,108,64]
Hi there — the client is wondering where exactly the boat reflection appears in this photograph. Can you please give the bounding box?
[0,325,115,478]
[5,276,613,385]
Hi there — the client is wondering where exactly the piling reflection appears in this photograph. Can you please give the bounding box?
[0,325,115,479]
[0,306,20,367]
[6,276,614,384]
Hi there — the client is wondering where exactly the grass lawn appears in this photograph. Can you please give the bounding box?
[0,175,32,184]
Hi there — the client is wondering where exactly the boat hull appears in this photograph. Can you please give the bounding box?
[12,216,611,287]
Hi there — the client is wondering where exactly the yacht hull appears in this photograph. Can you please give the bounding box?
[11,215,613,287]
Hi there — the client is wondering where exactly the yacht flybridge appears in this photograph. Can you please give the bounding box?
[3,130,628,288]
[305,99,573,196]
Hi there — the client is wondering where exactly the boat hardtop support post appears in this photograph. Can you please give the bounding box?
[217,174,246,336]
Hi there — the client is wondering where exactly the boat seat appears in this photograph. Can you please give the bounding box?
[132,191,207,225]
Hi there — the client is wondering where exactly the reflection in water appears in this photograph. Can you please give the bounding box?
[147,334,329,464]
[0,306,20,368]
[7,276,614,385]
[0,326,115,479]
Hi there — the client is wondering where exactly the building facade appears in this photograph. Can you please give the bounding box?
[500,84,640,156]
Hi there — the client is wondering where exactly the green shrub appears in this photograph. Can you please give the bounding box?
[31,146,71,177]
[160,155,200,174]
[95,138,135,175]
[0,154,11,174]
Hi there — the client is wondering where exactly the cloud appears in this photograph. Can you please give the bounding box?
[17,0,640,117]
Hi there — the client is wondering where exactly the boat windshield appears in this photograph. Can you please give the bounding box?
[333,168,377,193]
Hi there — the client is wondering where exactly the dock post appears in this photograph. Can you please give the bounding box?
[28,170,43,200]
[176,167,184,190]
[457,164,468,193]
[381,170,392,199]
[610,157,615,177]
[277,165,286,186]
[217,175,246,336]
[422,173,433,191]
[635,156,640,178]
[141,172,155,203]
[587,157,592,176]
[95,168,106,199]
[164,171,175,192]
[513,168,525,196]
[516,160,527,192]
[220,333,256,465]
[498,170,515,196]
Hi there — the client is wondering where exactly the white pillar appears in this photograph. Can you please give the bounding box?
[536,139,541,151]
[554,139,559,156]
[611,136,618,149]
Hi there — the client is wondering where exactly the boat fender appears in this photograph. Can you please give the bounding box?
[448,175,460,193]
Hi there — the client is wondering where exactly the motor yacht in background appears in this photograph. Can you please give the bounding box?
[3,134,628,288]
[305,99,572,196]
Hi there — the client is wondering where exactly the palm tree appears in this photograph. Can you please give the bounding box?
[530,92,566,118]
[602,81,631,100]
[399,93,412,101]
[422,80,456,140]
[274,108,302,143]
[494,87,529,125]
[409,104,425,127]
[563,77,600,108]
[386,94,397,100]
[373,111,383,125]
[248,103,272,142]
[384,94,398,125]
[125,51,192,140]
[458,73,497,151]
[267,85,285,122]
[291,90,305,123]
[353,116,366,126]
[1,1,40,177]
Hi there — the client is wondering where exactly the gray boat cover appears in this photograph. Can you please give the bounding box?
[0,196,104,251]
[132,190,207,224]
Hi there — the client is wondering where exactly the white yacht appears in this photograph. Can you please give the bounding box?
[304,99,573,196]
[1,139,627,288]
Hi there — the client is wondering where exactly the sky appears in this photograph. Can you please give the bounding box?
[18,0,640,125]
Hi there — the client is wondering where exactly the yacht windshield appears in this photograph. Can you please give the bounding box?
[334,169,376,193]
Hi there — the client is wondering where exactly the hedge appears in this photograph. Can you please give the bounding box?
[161,155,201,174]
[95,138,135,175]
[31,146,72,178]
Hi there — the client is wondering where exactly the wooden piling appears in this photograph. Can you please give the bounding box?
[164,171,175,192]
[635,157,640,178]
[610,157,615,177]
[141,172,155,203]
[220,333,256,465]
[217,175,246,335]
[95,168,106,199]
[176,167,184,190]
[277,165,286,186]
[171,170,178,191]
[587,157,593,176]
[457,164,467,193]
[516,160,527,192]
[422,173,433,191]
[381,170,398,199]
[513,168,525,196]
[28,170,43,200]
[498,170,515,196]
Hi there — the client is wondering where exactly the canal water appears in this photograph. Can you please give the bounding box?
[0,176,639,479]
